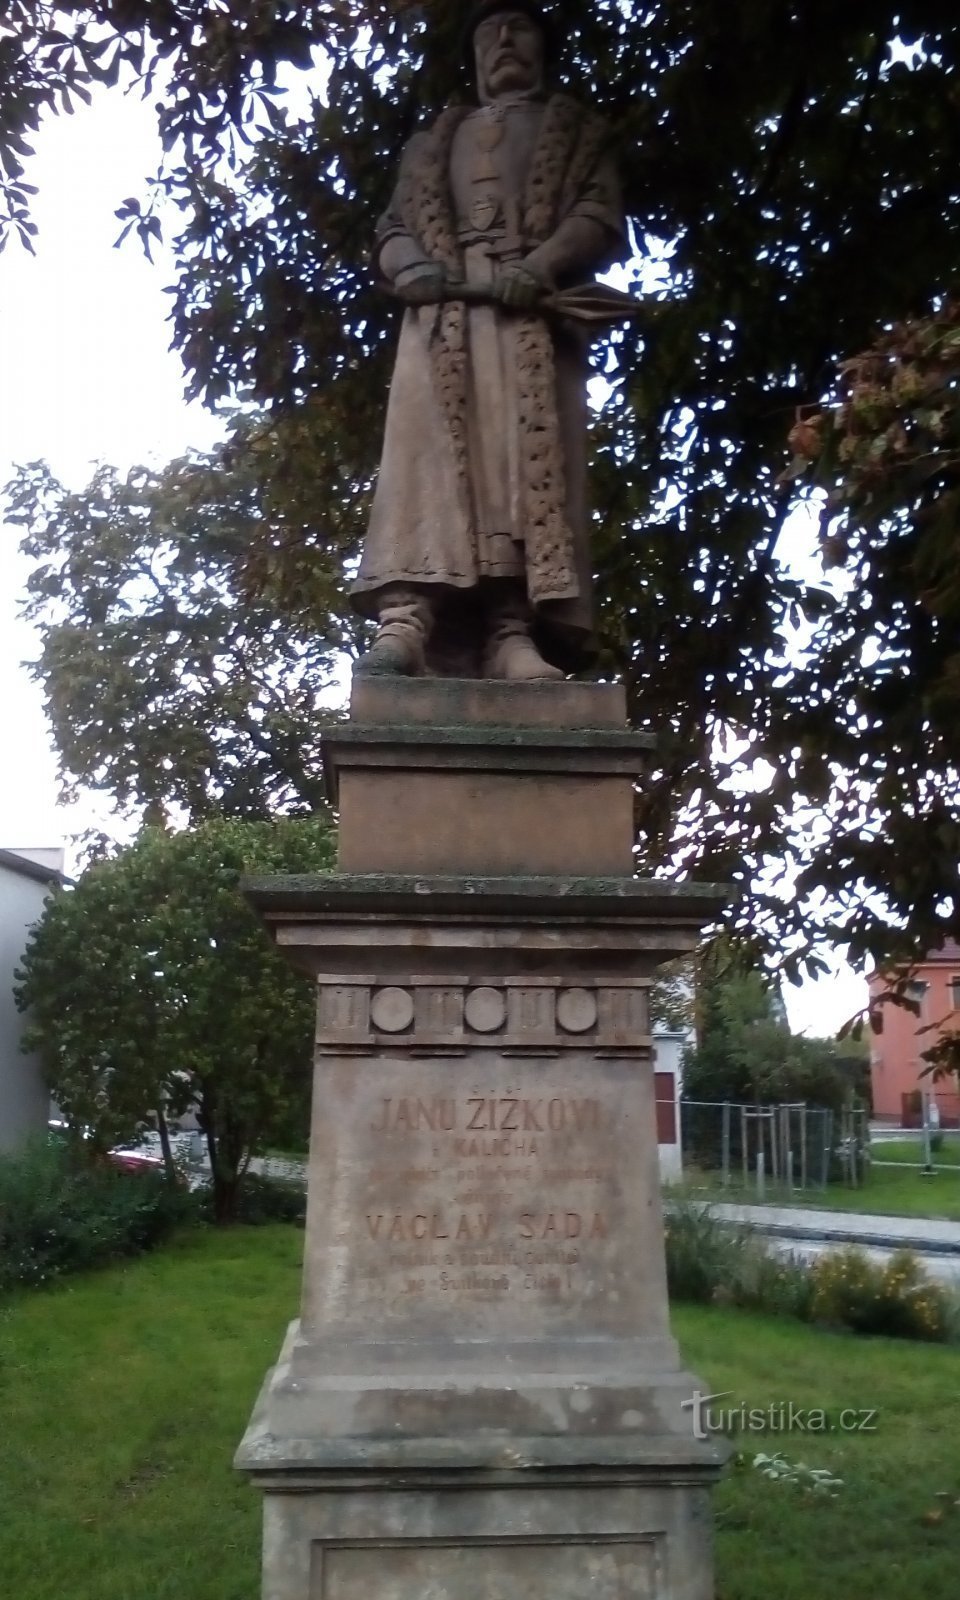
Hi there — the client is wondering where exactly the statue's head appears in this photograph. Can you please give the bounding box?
[464,2,553,104]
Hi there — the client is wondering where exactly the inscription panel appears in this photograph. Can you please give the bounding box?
[304,1051,666,1342]
[318,1539,661,1600]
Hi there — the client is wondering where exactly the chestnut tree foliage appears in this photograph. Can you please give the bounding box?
[787,299,960,1059]
[6,2,960,983]
[7,416,355,821]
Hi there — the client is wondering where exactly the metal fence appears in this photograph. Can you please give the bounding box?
[678,1099,871,1195]
[873,1091,960,1173]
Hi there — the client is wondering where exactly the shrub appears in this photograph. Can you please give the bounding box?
[729,1244,816,1322]
[666,1199,815,1319]
[810,1247,950,1342]
[16,816,332,1226]
[664,1200,754,1303]
[0,1138,191,1293]
[665,1201,954,1342]
[194,1171,307,1227]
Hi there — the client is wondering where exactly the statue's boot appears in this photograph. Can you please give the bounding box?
[483,598,564,682]
[358,588,434,676]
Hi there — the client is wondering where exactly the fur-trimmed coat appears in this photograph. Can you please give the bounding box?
[352,94,624,669]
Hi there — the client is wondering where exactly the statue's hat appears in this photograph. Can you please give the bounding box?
[461,2,557,72]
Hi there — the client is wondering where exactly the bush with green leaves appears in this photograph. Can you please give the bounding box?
[16,816,334,1224]
[195,1171,306,1227]
[0,1139,191,1294]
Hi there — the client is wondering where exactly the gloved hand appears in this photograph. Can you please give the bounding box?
[393,262,447,306]
[497,263,547,310]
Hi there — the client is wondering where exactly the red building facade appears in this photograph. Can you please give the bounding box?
[869,941,960,1126]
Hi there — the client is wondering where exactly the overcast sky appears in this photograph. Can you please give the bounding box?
[0,86,223,851]
[0,83,867,1034]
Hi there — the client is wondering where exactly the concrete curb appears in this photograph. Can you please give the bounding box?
[735,1220,960,1256]
[665,1201,960,1256]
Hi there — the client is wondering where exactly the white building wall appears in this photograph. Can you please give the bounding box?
[654,1029,687,1185]
[0,852,63,1152]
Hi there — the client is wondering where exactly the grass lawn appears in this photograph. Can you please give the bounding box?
[676,1303,960,1598]
[1,1227,959,1599]
[676,1159,960,1221]
[874,1136,960,1167]
[0,1227,303,1600]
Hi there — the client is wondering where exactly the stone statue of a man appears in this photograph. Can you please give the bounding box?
[352,1,625,680]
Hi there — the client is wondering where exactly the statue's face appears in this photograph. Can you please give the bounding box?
[474,11,545,101]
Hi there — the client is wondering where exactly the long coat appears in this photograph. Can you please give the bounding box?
[352,95,624,670]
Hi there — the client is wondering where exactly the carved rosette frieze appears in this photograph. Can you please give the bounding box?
[315,975,651,1056]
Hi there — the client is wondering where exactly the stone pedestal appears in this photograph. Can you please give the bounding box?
[324,679,655,876]
[237,679,728,1599]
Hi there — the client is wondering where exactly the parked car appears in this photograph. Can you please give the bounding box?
[48,1122,189,1185]
[108,1146,168,1176]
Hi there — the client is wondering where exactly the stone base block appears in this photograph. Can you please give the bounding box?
[251,1464,719,1600]
[322,678,656,877]
[236,1322,728,1474]
[238,1322,727,1599]
[349,676,631,729]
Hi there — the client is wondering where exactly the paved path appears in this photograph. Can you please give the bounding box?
[702,1200,960,1255]
[255,1155,307,1182]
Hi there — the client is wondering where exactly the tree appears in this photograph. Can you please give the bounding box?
[16,814,335,1221]
[682,943,868,1114]
[7,4,960,978]
[780,298,960,981]
[783,294,960,1055]
[6,417,357,821]
[920,1034,960,1099]
[651,957,696,1035]
[0,3,334,255]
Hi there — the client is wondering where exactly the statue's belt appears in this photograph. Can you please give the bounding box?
[457,226,527,255]
[394,279,646,328]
